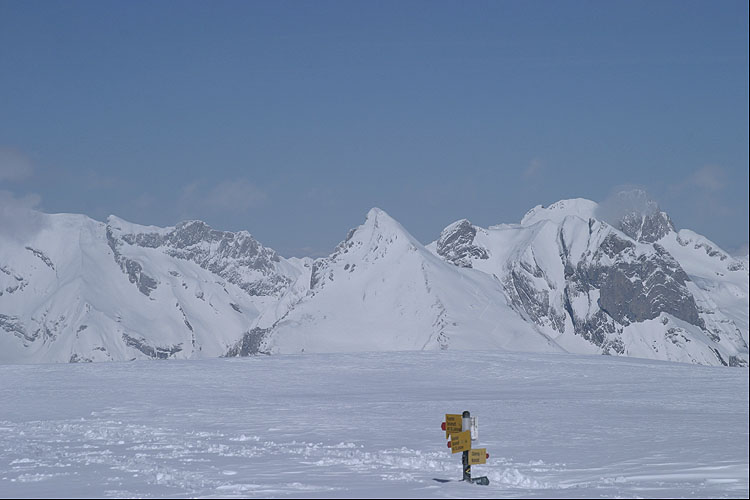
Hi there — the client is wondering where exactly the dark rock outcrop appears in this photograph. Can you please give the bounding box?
[436,220,488,268]
[225,327,269,356]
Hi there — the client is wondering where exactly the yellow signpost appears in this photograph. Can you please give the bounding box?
[468,448,487,465]
[449,430,471,453]
[444,413,462,438]
[440,410,490,486]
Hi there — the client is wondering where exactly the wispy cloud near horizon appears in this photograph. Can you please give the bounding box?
[0,147,34,182]
[178,179,268,219]
[0,189,45,242]
[672,165,727,194]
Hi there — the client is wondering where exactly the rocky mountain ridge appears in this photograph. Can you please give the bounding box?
[1,198,747,366]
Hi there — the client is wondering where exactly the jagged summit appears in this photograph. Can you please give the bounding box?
[596,189,675,243]
[108,217,265,253]
[330,207,422,262]
[255,207,557,355]
[429,198,748,367]
[618,209,674,243]
[361,207,411,237]
[1,200,747,366]
[106,215,300,297]
[0,212,308,364]
[519,193,676,244]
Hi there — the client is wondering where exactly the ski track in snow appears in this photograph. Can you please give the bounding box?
[0,351,747,498]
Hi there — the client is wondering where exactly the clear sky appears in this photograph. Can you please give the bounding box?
[1,0,748,257]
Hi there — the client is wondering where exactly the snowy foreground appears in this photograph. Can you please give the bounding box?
[1,351,747,499]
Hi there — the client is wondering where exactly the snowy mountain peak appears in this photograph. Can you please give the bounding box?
[344,207,420,252]
[521,198,599,226]
[431,198,748,367]
[2,200,747,367]
[365,206,387,221]
[105,216,300,297]
[307,208,422,293]
[363,207,404,233]
[260,208,558,356]
[595,189,675,243]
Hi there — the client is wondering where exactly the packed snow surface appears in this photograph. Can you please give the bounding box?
[1,351,747,498]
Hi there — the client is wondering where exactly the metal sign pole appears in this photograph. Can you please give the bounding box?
[462,410,471,482]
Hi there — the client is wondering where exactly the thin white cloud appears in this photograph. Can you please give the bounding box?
[523,158,543,178]
[179,179,268,216]
[0,190,45,241]
[595,185,659,226]
[666,165,732,218]
[133,193,156,210]
[180,181,200,201]
[685,165,726,192]
[669,165,727,195]
[204,179,268,212]
[0,147,34,182]
[83,169,119,189]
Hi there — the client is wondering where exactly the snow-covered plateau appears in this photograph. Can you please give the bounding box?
[0,350,747,498]
[1,194,748,366]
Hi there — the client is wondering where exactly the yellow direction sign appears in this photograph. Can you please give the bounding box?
[445,413,462,439]
[449,430,471,453]
[468,448,487,465]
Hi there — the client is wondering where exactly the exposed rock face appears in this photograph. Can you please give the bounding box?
[433,204,748,366]
[25,247,55,270]
[225,327,269,357]
[106,226,159,296]
[436,220,488,268]
[503,256,567,335]
[618,209,675,243]
[107,219,294,298]
[1,201,746,367]
[676,233,729,261]
[584,237,702,327]
[1,212,304,364]
[122,333,183,359]
[598,189,675,243]
[0,314,32,343]
[553,231,704,355]
[0,265,28,296]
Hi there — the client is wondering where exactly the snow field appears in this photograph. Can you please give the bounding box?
[1,350,747,498]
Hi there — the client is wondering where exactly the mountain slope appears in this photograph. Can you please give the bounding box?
[0,213,306,363]
[431,199,749,366]
[248,208,560,354]
[1,199,747,367]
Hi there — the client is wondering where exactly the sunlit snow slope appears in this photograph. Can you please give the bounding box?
[0,213,307,363]
[1,194,747,366]
[0,351,747,498]
[255,208,559,354]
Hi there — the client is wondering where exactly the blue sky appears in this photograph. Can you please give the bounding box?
[1,0,748,256]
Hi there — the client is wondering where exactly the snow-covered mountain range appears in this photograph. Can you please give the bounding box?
[1,195,747,366]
